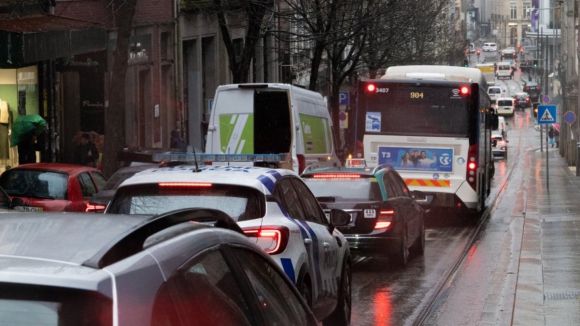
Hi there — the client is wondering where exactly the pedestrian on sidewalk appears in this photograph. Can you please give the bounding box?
[554,127,560,148]
[548,125,555,148]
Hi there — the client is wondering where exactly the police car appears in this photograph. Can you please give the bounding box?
[105,157,352,326]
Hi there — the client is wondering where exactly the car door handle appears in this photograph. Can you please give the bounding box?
[323,242,331,248]
[304,239,312,245]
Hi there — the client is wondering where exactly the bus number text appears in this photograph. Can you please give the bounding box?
[376,88,389,93]
[410,92,424,99]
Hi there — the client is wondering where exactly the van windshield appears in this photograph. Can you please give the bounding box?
[488,88,501,94]
[497,100,512,106]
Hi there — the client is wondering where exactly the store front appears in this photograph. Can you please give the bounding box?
[0,66,39,171]
[0,14,107,168]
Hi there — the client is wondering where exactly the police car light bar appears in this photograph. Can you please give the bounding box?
[152,153,287,163]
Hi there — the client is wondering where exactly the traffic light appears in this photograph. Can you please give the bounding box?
[532,60,538,67]
[463,59,468,67]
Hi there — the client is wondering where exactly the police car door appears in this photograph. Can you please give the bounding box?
[290,178,342,310]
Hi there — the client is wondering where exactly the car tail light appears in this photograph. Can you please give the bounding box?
[312,174,361,179]
[535,86,540,90]
[243,226,289,254]
[466,145,477,191]
[375,209,394,230]
[158,182,212,187]
[85,203,107,213]
[297,154,306,174]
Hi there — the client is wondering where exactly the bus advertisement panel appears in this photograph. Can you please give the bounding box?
[377,147,454,172]
[353,66,496,215]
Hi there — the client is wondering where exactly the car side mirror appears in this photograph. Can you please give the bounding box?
[411,190,427,201]
[330,209,350,227]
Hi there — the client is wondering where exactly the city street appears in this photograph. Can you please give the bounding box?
[349,67,580,325]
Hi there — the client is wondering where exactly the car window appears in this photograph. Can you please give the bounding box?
[488,88,500,94]
[385,173,405,197]
[389,172,410,198]
[383,174,397,199]
[102,171,139,191]
[91,172,107,190]
[78,172,98,198]
[163,248,254,326]
[232,247,310,326]
[290,178,326,225]
[274,178,306,220]
[0,170,68,199]
[0,283,112,326]
[106,184,264,220]
[302,176,382,202]
[497,100,512,106]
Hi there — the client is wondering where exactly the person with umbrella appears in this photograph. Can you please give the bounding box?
[553,123,560,148]
[11,115,46,165]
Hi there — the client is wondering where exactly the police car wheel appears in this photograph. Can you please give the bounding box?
[297,276,313,309]
[391,227,409,268]
[322,261,352,326]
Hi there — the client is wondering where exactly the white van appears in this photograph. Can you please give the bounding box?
[487,85,505,101]
[205,83,341,173]
[496,62,512,79]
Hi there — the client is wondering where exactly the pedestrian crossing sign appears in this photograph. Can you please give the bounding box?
[537,105,557,125]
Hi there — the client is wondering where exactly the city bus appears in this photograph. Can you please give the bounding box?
[352,66,498,215]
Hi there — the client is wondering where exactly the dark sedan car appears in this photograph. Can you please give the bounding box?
[301,162,425,268]
[513,92,531,109]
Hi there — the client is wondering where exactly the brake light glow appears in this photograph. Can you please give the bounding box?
[243,227,289,254]
[375,209,394,230]
[466,145,478,190]
[158,182,212,187]
[535,86,540,90]
[85,203,107,212]
[312,174,361,179]
[460,86,469,95]
[367,84,376,92]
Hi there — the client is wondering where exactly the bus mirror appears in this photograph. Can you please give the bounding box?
[491,112,499,130]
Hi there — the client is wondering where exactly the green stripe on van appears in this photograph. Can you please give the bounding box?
[219,114,254,154]
[300,114,329,154]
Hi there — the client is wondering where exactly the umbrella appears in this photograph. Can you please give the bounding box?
[10,115,47,147]
[553,123,560,132]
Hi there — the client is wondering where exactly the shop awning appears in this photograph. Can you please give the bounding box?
[0,14,107,68]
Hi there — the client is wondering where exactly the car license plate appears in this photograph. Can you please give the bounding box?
[364,209,376,218]
[15,206,43,212]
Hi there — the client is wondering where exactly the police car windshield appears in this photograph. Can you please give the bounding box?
[107,184,264,220]
[303,177,382,201]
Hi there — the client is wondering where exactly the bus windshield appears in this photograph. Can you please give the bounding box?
[357,83,471,137]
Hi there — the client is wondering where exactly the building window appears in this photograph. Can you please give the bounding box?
[510,2,517,20]
[523,2,531,19]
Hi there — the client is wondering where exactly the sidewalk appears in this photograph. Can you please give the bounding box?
[511,140,580,324]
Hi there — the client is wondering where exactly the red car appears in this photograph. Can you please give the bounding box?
[0,163,107,212]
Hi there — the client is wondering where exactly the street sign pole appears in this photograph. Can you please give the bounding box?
[538,105,557,190]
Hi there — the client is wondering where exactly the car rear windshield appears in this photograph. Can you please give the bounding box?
[488,88,501,94]
[107,184,265,221]
[0,170,68,199]
[497,100,513,106]
[0,283,112,326]
[302,177,382,201]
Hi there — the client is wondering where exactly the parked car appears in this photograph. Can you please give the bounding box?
[86,163,157,212]
[0,186,17,212]
[0,163,107,212]
[495,98,515,116]
[0,209,319,325]
[301,162,425,268]
[482,42,497,52]
[523,81,542,102]
[492,131,508,160]
[106,164,352,326]
[513,92,532,109]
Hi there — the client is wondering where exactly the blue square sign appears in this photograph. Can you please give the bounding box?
[537,105,557,125]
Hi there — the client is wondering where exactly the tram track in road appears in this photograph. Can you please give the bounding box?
[412,127,522,326]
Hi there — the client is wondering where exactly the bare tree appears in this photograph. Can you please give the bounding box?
[102,0,136,177]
